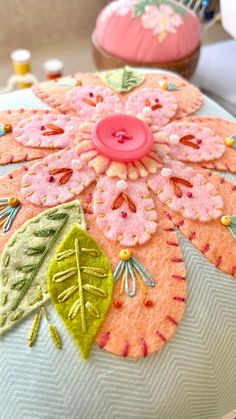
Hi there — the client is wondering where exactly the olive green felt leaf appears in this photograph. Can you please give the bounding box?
[133,0,187,18]
[101,66,145,93]
[0,201,86,335]
[47,226,114,359]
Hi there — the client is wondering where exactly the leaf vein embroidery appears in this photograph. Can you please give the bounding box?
[75,238,86,332]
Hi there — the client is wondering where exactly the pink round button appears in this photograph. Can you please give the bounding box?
[91,114,153,162]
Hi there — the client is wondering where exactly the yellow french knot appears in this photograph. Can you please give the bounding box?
[220,215,231,226]
[225,137,234,147]
[4,124,12,134]
[119,248,132,261]
[8,197,20,207]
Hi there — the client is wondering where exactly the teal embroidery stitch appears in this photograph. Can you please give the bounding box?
[166,82,180,91]
[0,201,86,336]
[0,123,12,136]
[114,249,155,298]
[0,197,21,233]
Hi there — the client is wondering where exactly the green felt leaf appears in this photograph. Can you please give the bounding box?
[0,201,86,336]
[47,226,114,359]
[133,0,187,17]
[101,66,145,93]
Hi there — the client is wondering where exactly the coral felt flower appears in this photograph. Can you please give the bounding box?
[1,69,236,359]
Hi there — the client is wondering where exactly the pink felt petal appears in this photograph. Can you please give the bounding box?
[65,85,123,119]
[125,88,177,126]
[147,161,223,222]
[93,176,157,246]
[21,149,96,207]
[188,116,236,173]
[13,114,81,149]
[163,122,225,162]
[0,109,59,164]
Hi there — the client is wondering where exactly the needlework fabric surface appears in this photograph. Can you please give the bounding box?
[0,82,236,419]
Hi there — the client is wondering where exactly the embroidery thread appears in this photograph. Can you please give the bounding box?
[114,249,155,297]
[0,197,21,233]
[0,123,12,136]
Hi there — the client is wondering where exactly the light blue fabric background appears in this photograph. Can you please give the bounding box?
[0,88,236,419]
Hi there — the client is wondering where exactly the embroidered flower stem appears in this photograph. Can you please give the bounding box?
[114,249,155,298]
[12,213,69,311]
[0,197,21,233]
[41,306,62,349]
[28,311,42,347]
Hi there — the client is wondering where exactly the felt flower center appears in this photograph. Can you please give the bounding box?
[91,114,153,162]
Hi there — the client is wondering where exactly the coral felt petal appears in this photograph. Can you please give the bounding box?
[169,171,236,278]
[0,110,59,164]
[188,116,236,173]
[86,207,187,358]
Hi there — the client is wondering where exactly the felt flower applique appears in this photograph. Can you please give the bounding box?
[141,4,183,40]
[0,69,236,360]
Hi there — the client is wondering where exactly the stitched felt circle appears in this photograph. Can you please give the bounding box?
[13,114,81,149]
[65,85,123,119]
[163,122,225,162]
[91,114,153,162]
[125,88,178,126]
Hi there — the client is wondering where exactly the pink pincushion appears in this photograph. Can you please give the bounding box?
[95,0,201,64]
